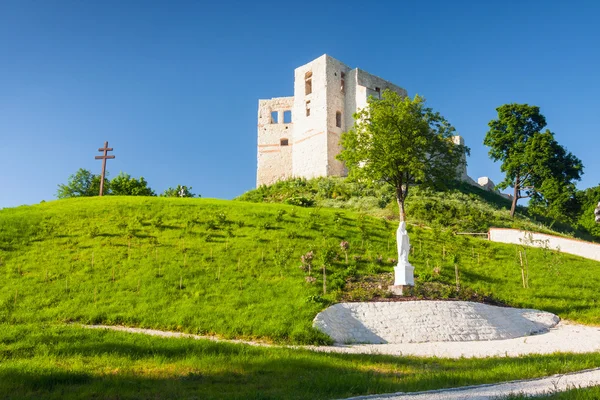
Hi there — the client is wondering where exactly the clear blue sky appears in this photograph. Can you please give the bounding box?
[1,0,598,208]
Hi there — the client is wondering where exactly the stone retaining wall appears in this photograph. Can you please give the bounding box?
[488,228,600,262]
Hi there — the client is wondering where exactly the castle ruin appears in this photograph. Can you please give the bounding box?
[257,54,509,199]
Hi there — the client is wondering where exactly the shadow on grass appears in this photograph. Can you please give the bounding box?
[4,323,600,400]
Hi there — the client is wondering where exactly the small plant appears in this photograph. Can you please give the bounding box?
[88,225,99,238]
[226,227,235,238]
[273,246,294,276]
[152,215,164,230]
[300,250,314,275]
[275,209,286,222]
[216,212,228,225]
[259,221,271,231]
[235,220,245,228]
[340,241,349,263]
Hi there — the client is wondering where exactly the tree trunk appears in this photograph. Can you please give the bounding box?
[396,190,406,222]
[510,173,520,218]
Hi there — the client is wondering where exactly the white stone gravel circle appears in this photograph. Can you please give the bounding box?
[313,301,559,344]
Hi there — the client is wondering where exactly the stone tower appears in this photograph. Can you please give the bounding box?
[257,54,407,187]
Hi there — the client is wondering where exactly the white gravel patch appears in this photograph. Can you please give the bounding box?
[341,368,600,400]
[313,301,559,344]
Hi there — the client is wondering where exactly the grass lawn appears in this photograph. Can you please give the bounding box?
[3,323,600,400]
[1,196,600,346]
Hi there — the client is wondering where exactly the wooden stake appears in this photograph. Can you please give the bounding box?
[454,264,460,292]
[180,274,183,290]
[519,251,527,289]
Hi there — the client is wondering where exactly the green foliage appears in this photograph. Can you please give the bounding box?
[337,92,467,221]
[484,104,584,218]
[573,185,600,238]
[56,168,105,199]
[110,172,156,196]
[161,184,197,198]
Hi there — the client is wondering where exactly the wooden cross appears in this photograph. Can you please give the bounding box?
[95,141,115,196]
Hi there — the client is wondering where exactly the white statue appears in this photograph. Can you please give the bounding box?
[394,221,414,286]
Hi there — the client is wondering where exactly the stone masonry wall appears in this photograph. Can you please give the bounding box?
[291,55,328,179]
[257,97,294,186]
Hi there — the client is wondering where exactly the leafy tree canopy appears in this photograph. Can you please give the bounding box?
[484,103,583,218]
[161,185,197,198]
[57,168,106,199]
[337,91,467,221]
[109,172,156,197]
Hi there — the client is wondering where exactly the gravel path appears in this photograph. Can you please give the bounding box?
[86,321,600,359]
[341,368,600,400]
[309,321,600,358]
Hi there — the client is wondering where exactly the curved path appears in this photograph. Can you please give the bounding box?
[341,368,600,400]
[86,321,600,359]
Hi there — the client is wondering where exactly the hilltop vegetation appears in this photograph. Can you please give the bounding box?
[238,177,599,241]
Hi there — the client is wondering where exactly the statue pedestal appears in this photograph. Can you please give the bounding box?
[389,263,414,296]
[394,263,414,286]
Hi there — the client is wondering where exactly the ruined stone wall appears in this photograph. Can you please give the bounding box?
[325,56,351,177]
[291,55,328,179]
[257,97,294,186]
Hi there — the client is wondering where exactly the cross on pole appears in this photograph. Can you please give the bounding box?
[95,141,115,196]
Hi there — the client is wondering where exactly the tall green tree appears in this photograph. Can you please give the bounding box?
[57,168,106,199]
[484,104,583,218]
[337,91,466,222]
[110,172,156,196]
[161,185,197,198]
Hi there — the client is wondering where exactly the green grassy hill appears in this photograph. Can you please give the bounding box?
[1,195,600,346]
[3,194,600,399]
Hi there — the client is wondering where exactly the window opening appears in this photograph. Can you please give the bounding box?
[375,87,381,99]
[280,138,289,146]
[283,110,292,123]
[305,71,312,95]
[336,111,342,128]
[270,111,278,124]
[341,72,345,92]
[306,101,311,117]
